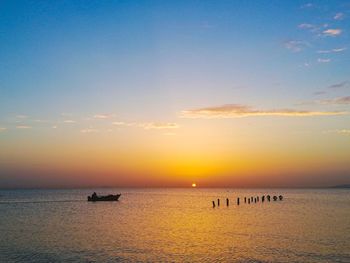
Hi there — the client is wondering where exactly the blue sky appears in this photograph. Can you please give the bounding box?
[0,1,349,187]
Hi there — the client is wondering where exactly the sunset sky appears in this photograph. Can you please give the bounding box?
[1,0,350,188]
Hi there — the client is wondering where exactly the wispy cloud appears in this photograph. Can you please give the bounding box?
[0,128,6,131]
[324,129,350,135]
[328,81,348,89]
[334,13,344,20]
[182,104,347,118]
[318,58,331,63]
[323,29,342,36]
[16,115,27,119]
[142,123,179,129]
[63,120,76,123]
[112,121,178,130]
[284,40,309,52]
[337,129,350,134]
[80,128,98,133]
[16,126,31,129]
[317,48,346,53]
[299,23,313,28]
[112,121,134,126]
[93,114,112,119]
[333,48,346,52]
[302,3,313,8]
[318,96,350,105]
[298,23,319,32]
[52,126,57,129]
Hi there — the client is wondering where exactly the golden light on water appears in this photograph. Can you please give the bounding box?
[192,183,197,188]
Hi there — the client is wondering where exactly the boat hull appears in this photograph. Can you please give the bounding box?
[88,194,121,202]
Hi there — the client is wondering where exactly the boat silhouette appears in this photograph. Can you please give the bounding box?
[87,192,121,202]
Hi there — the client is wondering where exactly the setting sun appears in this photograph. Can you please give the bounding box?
[192,183,197,188]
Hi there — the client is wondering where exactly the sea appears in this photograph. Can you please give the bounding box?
[0,188,349,263]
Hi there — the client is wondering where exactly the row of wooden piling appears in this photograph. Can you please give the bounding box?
[212,195,283,208]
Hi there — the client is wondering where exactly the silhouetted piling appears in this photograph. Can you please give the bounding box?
[254,197,256,203]
[226,198,229,206]
[248,198,250,204]
[273,196,277,201]
[217,199,220,206]
[257,196,259,202]
[279,195,283,201]
[262,196,265,202]
[244,197,247,203]
[237,197,240,205]
[267,195,271,201]
[251,196,253,202]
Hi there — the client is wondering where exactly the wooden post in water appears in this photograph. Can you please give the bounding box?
[262,196,265,202]
[244,197,246,203]
[226,198,229,206]
[267,195,270,202]
[257,196,259,202]
[217,199,220,206]
[254,197,256,203]
[237,197,240,205]
[279,195,283,201]
[248,198,250,204]
[212,201,215,208]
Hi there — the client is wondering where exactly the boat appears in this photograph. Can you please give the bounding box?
[87,192,121,202]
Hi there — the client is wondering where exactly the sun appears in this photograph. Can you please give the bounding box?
[192,183,197,188]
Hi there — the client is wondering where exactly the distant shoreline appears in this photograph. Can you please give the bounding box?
[1,185,350,190]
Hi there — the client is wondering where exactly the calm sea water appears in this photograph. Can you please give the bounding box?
[0,188,349,263]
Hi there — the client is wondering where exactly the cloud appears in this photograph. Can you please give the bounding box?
[337,129,350,134]
[299,23,313,28]
[334,13,344,20]
[328,81,348,89]
[324,129,350,134]
[318,96,350,105]
[333,48,346,52]
[81,128,98,133]
[93,114,111,119]
[52,126,57,129]
[112,121,135,127]
[317,48,346,53]
[63,120,76,123]
[298,23,319,32]
[181,104,347,118]
[323,29,342,36]
[112,121,178,129]
[284,40,309,52]
[318,58,331,63]
[16,115,27,119]
[112,121,125,125]
[0,128,6,131]
[142,123,179,129]
[302,3,313,8]
[16,126,31,129]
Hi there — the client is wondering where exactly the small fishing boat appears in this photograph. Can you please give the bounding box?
[87,192,121,202]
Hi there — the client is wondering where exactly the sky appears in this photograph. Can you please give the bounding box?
[0,0,350,188]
